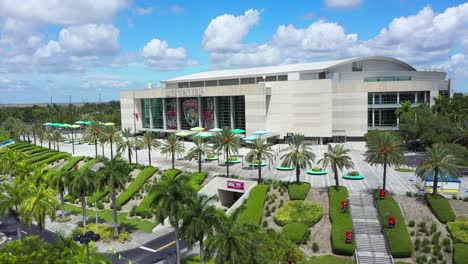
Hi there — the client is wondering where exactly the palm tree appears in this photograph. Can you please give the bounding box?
[21,185,59,232]
[244,138,274,183]
[416,144,460,195]
[84,121,102,158]
[46,169,67,219]
[44,127,53,149]
[212,128,240,177]
[133,137,143,164]
[99,133,107,157]
[186,136,211,173]
[98,156,131,237]
[280,134,315,183]
[117,128,134,163]
[142,131,159,167]
[102,125,119,159]
[0,181,31,240]
[453,120,468,162]
[205,209,260,264]
[395,101,412,117]
[66,169,97,227]
[365,131,405,191]
[181,194,219,264]
[52,130,63,151]
[151,172,195,264]
[160,133,184,169]
[319,144,355,188]
[0,149,26,181]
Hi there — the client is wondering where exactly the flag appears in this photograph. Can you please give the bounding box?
[135,112,139,122]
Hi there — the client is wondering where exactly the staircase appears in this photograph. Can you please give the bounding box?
[349,191,393,264]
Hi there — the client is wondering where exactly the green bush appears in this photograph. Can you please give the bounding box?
[454,243,468,264]
[116,166,157,207]
[282,223,309,244]
[88,188,109,206]
[61,156,85,171]
[312,167,323,171]
[274,200,323,227]
[78,158,99,172]
[312,242,319,252]
[24,147,48,155]
[34,153,70,166]
[228,156,238,161]
[425,193,456,223]
[328,186,354,256]
[206,153,216,158]
[374,190,412,257]
[287,182,310,200]
[26,152,57,163]
[165,169,181,178]
[347,171,360,176]
[239,184,268,225]
[447,217,468,244]
[188,171,208,191]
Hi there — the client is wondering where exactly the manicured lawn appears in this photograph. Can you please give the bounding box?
[188,172,208,191]
[34,153,70,166]
[64,203,157,232]
[239,184,269,225]
[454,243,468,264]
[300,255,354,264]
[274,200,323,227]
[116,166,157,207]
[288,182,311,200]
[328,186,355,256]
[61,156,85,171]
[78,158,99,172]
[425,193,456,223]
[374,190,412,258]
[394,167,414,172]
[26,151,57,163]
[447,217,468,244]
[282,222,309,244]
[87,187,109,205]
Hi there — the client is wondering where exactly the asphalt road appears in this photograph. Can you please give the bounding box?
[0,216,57,243]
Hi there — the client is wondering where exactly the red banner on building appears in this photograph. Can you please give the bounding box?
[227,180,244,190]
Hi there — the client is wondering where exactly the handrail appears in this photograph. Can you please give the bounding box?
[372,191,395,264]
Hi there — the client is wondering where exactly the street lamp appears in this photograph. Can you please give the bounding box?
[74,231,101,264]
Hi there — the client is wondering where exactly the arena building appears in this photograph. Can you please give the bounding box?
[120,56,451,143]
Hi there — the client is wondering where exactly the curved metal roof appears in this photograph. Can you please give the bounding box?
[162,56,416,83]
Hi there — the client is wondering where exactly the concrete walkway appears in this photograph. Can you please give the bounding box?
[349,190,393,264]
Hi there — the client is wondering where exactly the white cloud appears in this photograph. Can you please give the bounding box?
[211,44,282,68]
[58,24,120,56]
[0,0,128,25]
[203,9,260,52]
[135,7,154,15]
[325,0,363,8]
[142,38,195,71]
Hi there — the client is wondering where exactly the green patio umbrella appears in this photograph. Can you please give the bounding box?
[198,132,213,138]
[104,122,115,126]
[231,128,245,134]
[43,122,53,126]
[190,127,204,132]
[84,121,92,125]
[209,128,222,132]
[60,124,71,128]
[253,130,270,135]
[74,121,85,124]
[244,136,258,141]
[52,123,62,127]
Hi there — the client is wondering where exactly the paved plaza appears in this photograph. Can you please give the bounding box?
[38,138,468,197]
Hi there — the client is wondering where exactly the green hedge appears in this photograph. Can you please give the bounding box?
[454,243,468,264]
[165,169,181,177]
[17,145,37,153]
[61,156,85,171]
[0,129,10,142]
[328,186,355,256]
[26,152,57,163]
[288,182,311,200]
[425,193,456,223]
[374,190,412,257]
[116,166,157,207]
[239,184,269,225]
[34,153,70,167]
[87,187,109,206]
[447,217,468,244]
[282,222,309,244]
[78,159,99,172]
[274,200,323,227]
[8,142,29,150]
[25,148,48,156]
[188,172,208,191]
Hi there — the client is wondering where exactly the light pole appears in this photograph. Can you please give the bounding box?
[94,202,98,227]
[74,230,101,264]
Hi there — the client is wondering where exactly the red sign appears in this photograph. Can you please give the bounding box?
[341,201,348,208]
[74,165,79,171]
[227,180,244,190]
[379,189,386,199]
[345,232,353,243]
[388,216,396,228]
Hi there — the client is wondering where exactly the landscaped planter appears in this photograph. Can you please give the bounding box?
[249,161,267,167]
[205,154,218,160]
[342,171,365,180]
[226,156,241,164]
[276,166,295,171]
[307,167,328,175]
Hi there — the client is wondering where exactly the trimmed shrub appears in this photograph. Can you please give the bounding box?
[447,217,468,244]
[116,166,157,207]
[239,184,269,225]
[274,200,323,227]
[34,153,70,166]
[78,158,99,172]
[347,171,360,176]
[425,193,456,223]
[312,242,319,253]
[409,220,415,227]
[454,243,468,264]
[328,186,354,256]
[26,152,57,163]
[87,188,109,206]
[287,182,310,200]
[374,190,412,257]
[312,167,323,172]
[61,156,85,171]
[188,171,208,191]
[282,223,309,244]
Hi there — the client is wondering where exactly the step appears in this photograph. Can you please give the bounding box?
[357,251,393,264]
[350,206,379,219]
[353,221,382,235]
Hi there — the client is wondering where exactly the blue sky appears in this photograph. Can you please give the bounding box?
[0,0,467,103]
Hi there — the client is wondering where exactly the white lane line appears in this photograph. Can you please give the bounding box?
[139,246,157,252]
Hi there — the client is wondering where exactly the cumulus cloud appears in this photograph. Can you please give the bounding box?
[58,24,120,56]
[325,0,363,8]
[142,38,195,71]
[0,0,128,25]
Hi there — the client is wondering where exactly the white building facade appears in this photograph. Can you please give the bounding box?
[120,56,451,142]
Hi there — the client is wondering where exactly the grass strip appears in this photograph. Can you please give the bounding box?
[78,158,99,172]
[425,193,456,223]
[117,166,157,207]
[454,243,468,264]
[188,171,207,191]
[34,153,70,167]
[26,151,57,163]
[61,156,85,171]
[288,182,311,200]
[328,186,355,256]
[239,184,269,225]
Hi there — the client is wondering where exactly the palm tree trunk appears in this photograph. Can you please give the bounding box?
[82,194,87,227]
[148,147,151,166]
[101,144,104,157]
[334,163,339,187]
[200,239,205,264]
[94,139,98,158]
[226,150,230,177]
[57,141,60,151]
[128,148,132,164]
[112,189,119,238]
[48,141,51,149]
[198,149,202,173]
[135,148,139,164]
[171,149,175,169]
[110,138,114,160]
[433,169,439,195]
[60,191,65,219]
[383,160,387,191]
[175,227,181,264]
[296,166,300,183]
[16,217,22,240]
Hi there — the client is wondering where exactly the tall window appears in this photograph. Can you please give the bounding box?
[381,93,397,104]
[233,96,245,130]
[165,98,177,130]
[216,97,231,129]
[180,98,199,130]
[202,97,215,129]
[151,98,163,129]
[380,110,397,126]
[141,99,151,128]
[399,93,415,104]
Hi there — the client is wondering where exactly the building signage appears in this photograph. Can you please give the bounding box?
[166,88,203,97]
[227,180,244,190]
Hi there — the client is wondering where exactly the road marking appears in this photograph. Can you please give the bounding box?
[139,246,157,252]
[21,231,28,234]
[155,241,176,252]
